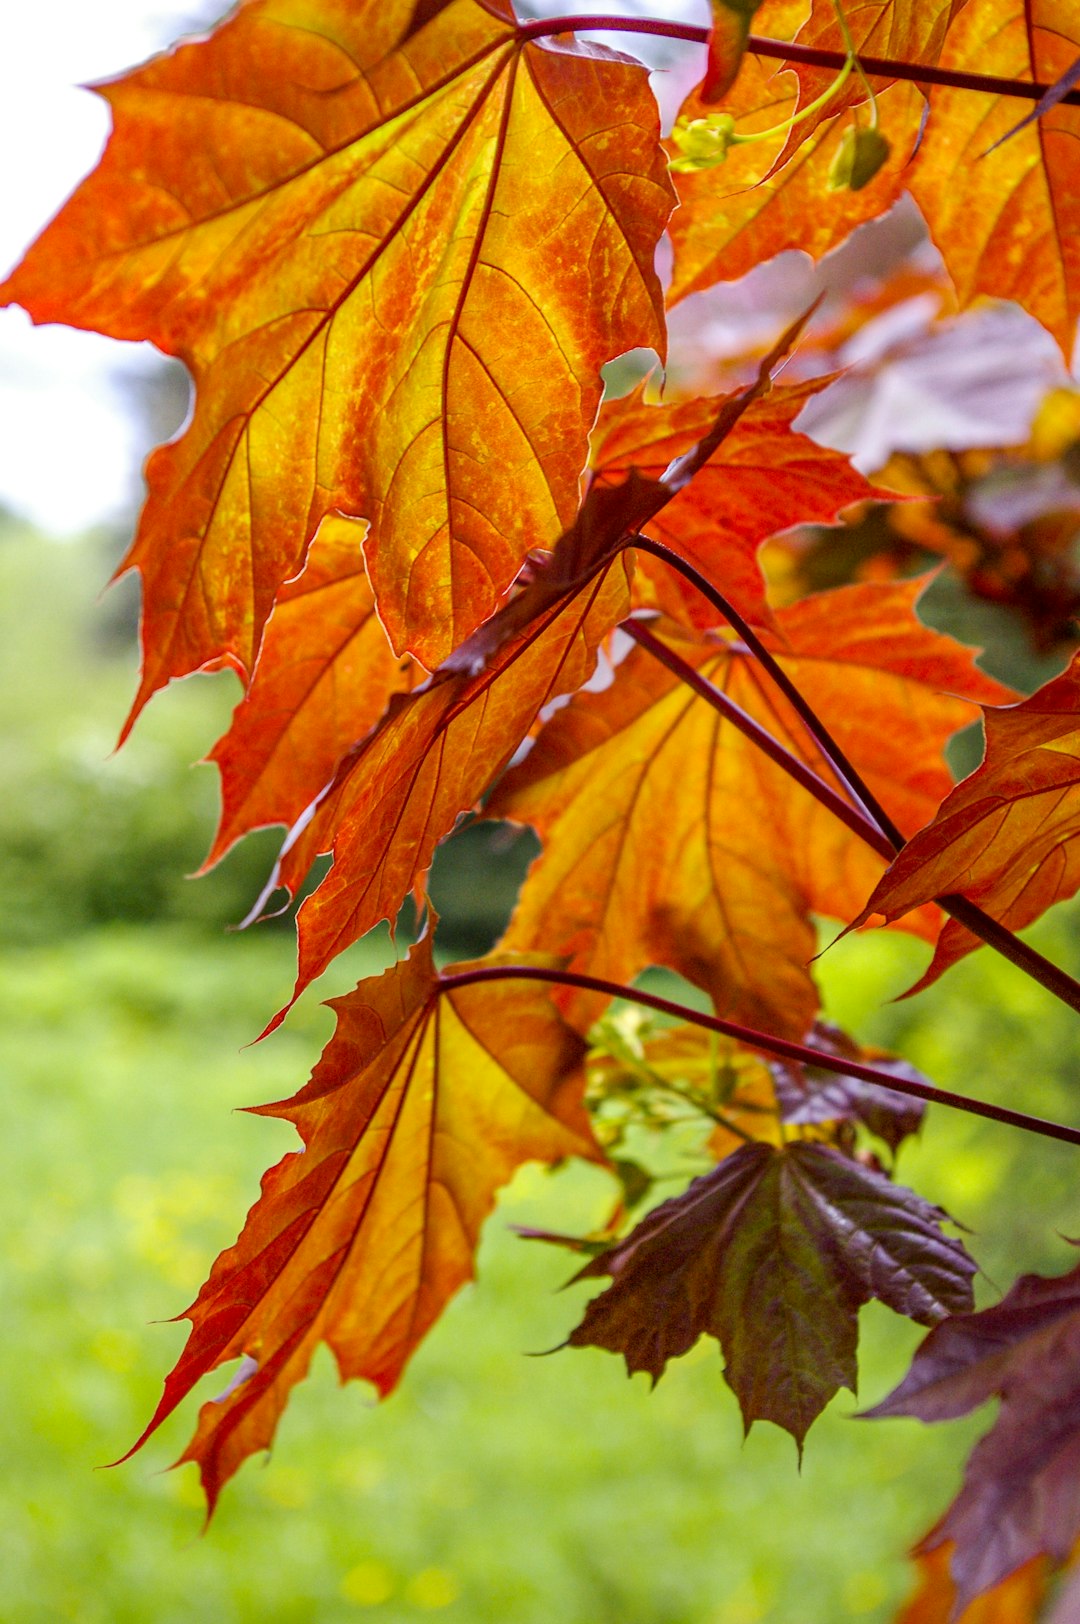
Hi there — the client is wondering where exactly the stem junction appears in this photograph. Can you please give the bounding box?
[442,964,1080,1149]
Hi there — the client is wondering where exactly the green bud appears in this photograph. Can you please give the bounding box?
[670,114,738,173]
[828,126,891,192]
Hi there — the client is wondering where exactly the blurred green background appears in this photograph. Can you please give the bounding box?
[5,509,1080,1624]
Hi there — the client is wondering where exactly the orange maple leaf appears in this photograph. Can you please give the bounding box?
[203,514,422,870]
[851,654,1080,996]
[667,56,919,306]
[591,375,889,631]
[1,0,672,720]
[770,0,965,164]
[910,0,1080,358]
[124,935,595,1511]
[251,319,816,1024]
[491,579,1012,1040]
[261,557,633,1024]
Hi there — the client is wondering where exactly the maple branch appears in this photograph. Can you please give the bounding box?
[749,36,1080,109]
[517,15,710,45]
[622,617,894,860]
[440,965,1080,1148]
[630,537,1080,1019]
[517,18,1080,109]
[631,535,900,838]
[935,892,1080,1015]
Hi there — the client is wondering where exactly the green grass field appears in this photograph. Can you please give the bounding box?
[5,523,1080,1621]
[7,919,1080,1623]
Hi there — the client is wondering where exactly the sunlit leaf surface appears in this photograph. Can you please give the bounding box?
[126,937,594,1509]
[2,0,672,715]
[493,581,1011,1038]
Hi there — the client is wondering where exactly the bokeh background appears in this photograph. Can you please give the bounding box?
[5,3,1080,1622]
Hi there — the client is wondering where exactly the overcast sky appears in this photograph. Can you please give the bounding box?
[0,2,236,532]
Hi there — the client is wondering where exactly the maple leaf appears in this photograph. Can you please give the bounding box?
[771,1020,928,1155]
[590,375,888,632]
[123,934,596,1511]
[667,56,919,306]
[1,0,672,718]
[865,1257,1080,1612]
[491,579,1012,1040]
[851,655,1080,996]
[202,514,421,870]
[258,555,633,1028]
[253,318,815,1024]
[909,0,1080,358]
[566,1141,975,1448]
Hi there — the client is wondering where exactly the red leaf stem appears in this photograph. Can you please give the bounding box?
[622,617,895,860]
[440,964,1080,1147]
[517,18,1080,109]
[632,536,1080,1019]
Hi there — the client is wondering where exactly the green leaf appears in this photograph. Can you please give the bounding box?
[566,1142,975,1448]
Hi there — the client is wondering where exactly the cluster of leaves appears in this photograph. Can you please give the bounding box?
[8,0,1080,1613]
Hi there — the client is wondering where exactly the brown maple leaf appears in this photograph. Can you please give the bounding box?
[123,935,595,1511]
[865,1256,1080,1613]
[567,1140,975,1448]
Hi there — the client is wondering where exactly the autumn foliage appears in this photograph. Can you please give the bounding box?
[9,0,1080,1613]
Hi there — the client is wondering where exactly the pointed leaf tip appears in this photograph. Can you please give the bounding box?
[127,941,595,1506]
[566,1141,974,1448]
